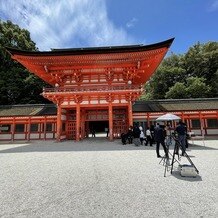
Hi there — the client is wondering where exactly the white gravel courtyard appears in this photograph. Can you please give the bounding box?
[0,138,217,217]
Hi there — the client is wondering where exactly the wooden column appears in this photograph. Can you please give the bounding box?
[147,112,150,127]
[181,112,185,122]
[44,116,47,140]
[187,116,191,132]
[27,117,31,141]
[199,111,204,136]
[57,104,62,141]
[11,117,15,141]
[76,103,81,141]
[128,101,133,127]
[80,109,85,139]
[108,102,113,141]
[203,117,207,136]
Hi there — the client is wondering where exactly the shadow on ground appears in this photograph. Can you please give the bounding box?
[0,138,217,153]
[171,170,203,182]
[0,138,151,153]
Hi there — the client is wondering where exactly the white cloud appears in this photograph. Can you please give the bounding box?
[126,18,138,28]
[209,0,218,11]
[0,0,136,50]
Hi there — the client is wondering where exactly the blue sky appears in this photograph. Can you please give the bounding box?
[0,0,217,54]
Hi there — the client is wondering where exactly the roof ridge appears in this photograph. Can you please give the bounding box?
[136,98,218,104]
[0,104,55,109]
[6,38,174,56]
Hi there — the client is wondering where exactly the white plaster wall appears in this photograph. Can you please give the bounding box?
[81,101,89,104]
[191,130,202,135]
[121,100,127,103]
[46,133,55,139]
[0,134,11,140]
[62,101,76,106]
[207,129,218,135]
[90,100,98,104]
[99,100,107,104]
[14,134,25,140]
[30,133,40,139]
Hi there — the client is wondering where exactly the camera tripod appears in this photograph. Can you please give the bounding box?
[159,153,171,177]
[170,136,199,175]
[159,135,180,177]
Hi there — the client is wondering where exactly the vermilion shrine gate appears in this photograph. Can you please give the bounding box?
[6,38,174,141]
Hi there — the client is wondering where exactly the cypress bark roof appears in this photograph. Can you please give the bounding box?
[133,98,218,112]
[0,104,56,117]
[0,98,217,117]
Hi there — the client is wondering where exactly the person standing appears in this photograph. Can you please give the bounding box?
[91,129,96,137]
[139,128,145,145]
[175,121,187,155]
[150,125,155,146]
[127,126,133,144]
[154,123,168,158]
[105,127,109,137]
[133,124,141,146]
[145,127,152,146]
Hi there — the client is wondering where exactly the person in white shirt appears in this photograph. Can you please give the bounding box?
[140,128,145,145]
[145,127,152,146]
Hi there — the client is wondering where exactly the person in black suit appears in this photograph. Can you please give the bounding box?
[91,129,96,137]
[127,126,133,144]
[175,121,187,155]
[133,124,141,146]
[154,123,168,158]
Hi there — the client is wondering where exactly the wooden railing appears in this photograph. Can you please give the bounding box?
[43,85,143,93]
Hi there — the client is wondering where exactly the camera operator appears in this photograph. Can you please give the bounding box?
[154,123,168,158]
[175,121,187,156]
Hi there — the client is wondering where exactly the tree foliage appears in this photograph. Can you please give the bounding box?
[165,82,188,99]
[143,41,218,100]
[0,20,50,105]
[165,77,211,99]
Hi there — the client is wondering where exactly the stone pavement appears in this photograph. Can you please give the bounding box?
[0,138,217,217]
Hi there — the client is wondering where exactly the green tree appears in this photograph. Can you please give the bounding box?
[182,42,218,89]
[165,77,211,99]
[165,82,188,99]
[186,77,211,98]
[142,41,218,100]
[144,60,186,99]
[0,20,50,105]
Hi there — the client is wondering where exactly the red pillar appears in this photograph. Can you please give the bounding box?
[57,104,62,141]
[199,111,204,136]
[128,101,133,127]
[27,117,31,141]
[147,112,150,127]
[80,109,85,139]
[44,116,47,140]
[11,117,15,141]
[109,102,113,141]
[76,103,81,141]
[181,112,185,122]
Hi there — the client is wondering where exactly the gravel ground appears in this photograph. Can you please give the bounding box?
[0,138,217,218]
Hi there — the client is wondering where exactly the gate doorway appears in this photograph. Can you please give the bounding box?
[88,121,109,138]
[66,107,128,140]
